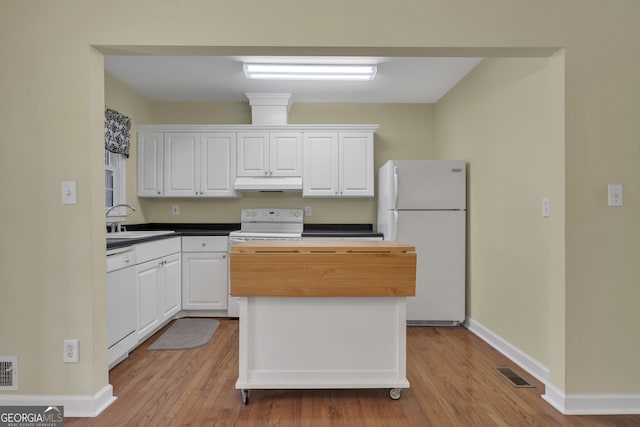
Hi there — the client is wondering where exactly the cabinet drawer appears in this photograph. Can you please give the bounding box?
[182,236,228,252]
[136,237,181,264]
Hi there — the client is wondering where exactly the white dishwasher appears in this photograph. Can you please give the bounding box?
[107,246,138,368]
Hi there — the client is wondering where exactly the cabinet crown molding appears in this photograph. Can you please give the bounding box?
[137,124,379,133]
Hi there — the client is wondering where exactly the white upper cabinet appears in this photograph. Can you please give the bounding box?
[303,131,374,197]
[200,133,239,197]
[137,131,164,197]
[302,132,339,196]
[339,132,374,197]
[163,133,200,197]
[236,132,268,176]
[270,132,303,176]
[138,128,239,198]
[237,131,302,177]
[138,125,375,198]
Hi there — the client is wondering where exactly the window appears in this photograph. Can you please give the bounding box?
[105,149,126,220]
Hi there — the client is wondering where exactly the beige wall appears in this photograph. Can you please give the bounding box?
[563,2,640,394]
[435,55,565,386]
[2,0,640,408]
[104,72,152,225]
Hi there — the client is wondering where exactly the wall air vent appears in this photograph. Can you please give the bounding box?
[0,356,18,390]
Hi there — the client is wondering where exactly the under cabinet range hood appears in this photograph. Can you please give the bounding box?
[234,176,302,192]
[232,93,303,192]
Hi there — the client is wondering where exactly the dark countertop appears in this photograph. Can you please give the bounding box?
[302,224,383,239]
[106,234,178,250]
[107,223,382,249]
[125,223,240,234]
[107,223,240,250]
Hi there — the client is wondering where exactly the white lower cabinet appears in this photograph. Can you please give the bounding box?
[136,259,162,340]
[160,253,182,320]
[182,236,228,311]
[135,237,181,341]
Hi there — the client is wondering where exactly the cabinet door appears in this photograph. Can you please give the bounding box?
[270,132,302,176]
[237,132,269,176]
[182,252,228,310]
[136,259,161,340]
[201,133,239,197]
[340,132,374,197]
[161,253,182,321]
[164,133,201,197]
[137,132,164,197]
[303,132,339,197]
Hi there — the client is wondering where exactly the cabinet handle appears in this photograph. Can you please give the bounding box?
[264,171,268,176]
[157,191,161,195]
[222,255,226,259]
[202,243,206,247]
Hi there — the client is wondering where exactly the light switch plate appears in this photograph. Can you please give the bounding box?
[61,181,77,204]
[608,184,623,207]
[542,197,550,217]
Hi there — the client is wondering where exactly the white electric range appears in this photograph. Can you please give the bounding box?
[227,208,303,317]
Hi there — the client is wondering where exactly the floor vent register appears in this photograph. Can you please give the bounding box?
[495,367,534,388]
[0,356,18,390]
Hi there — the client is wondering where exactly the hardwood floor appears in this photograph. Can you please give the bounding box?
[66,319,640,426]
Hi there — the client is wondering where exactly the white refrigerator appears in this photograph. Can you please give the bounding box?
[377,160,466,324]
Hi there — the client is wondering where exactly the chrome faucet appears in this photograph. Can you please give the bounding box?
[105,203,137,217]
[105,204,137,233]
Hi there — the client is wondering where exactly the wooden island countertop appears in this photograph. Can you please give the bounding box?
[230,239,416,297]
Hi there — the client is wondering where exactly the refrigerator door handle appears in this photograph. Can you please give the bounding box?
[392,210,399,241]
[393,166,399,210]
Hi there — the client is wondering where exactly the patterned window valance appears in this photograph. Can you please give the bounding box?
[105,108,131,158]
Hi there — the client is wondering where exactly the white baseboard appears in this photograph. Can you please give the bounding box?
[466,318,640,415]
[0,384,115,417]
[176,309,228,318]
[465,318,549,384]
[543,382,640,415]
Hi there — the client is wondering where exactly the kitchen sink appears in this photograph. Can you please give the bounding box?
[106,230,175,240]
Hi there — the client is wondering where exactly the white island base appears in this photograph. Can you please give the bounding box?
[236,296,409,403]
[230,240,416,404]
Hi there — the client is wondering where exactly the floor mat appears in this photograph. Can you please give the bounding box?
[148,318,219,350]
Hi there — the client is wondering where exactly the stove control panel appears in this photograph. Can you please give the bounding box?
[240,208,303,223]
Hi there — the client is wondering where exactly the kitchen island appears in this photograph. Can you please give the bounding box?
[230,240,416,403]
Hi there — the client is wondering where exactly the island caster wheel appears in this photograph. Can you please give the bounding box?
[241,389,249,405]
[389,388,402,400]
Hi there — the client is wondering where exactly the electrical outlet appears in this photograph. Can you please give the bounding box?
[64,339,79,363]
[172,205,180,215]
[305,206,312,217]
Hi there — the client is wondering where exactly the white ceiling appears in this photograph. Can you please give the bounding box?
[104,56,483,104]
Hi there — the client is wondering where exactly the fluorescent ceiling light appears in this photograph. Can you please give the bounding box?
[243,63,377,81]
